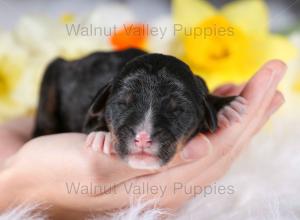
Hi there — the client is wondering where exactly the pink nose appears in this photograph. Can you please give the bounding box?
[134,131,152,148]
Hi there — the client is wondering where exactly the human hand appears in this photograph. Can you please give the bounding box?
[103,59,286,210]
[0,131,157,219]
[0,60,286,219]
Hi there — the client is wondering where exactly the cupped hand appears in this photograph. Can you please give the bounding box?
[103,59,286,209]
[0,60,286,218]
[1,133,155,215]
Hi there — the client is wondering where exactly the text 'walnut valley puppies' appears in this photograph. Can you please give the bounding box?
[34,49,246,169]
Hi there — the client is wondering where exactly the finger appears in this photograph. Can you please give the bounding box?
[180,133,212,161]
[184,145,239,203]
[164,133,213,169]
[239,89,285,144]
[213,84,236,95]
[227,91,285,162]
[85,132,96,148]
[103,133,112,155]
[258,91,285,128]
[239,91,284,146]
[240,60,286,115]
[92,132,105,152]
[206,60,287,152]
[225,84,245,96]
[156,138,222,185]
[213,83,245,96]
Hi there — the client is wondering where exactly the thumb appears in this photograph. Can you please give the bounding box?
[165,133,212,168]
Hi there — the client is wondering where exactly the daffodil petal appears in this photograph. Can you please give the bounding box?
[262,35,298,61]
[221,0,269,36]
[172,0,216,28]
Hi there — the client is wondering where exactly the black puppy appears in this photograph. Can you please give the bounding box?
[34,48,245,169]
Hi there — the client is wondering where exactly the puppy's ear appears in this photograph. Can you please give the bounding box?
[192,75,217,132]
[193,75,237,132]
[83,83,112,133]
[203,98,218,132]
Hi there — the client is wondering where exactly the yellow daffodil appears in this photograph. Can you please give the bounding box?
[0,12,112,121]
[0,32,29,122]
[60,12,76,24]
[173,0,297,89]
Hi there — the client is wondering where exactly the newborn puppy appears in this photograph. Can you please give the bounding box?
[34,48,245,169]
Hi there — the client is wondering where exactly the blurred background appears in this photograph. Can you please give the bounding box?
[0,0,299,121]
[1,0,300,31]
[1,2,299,218]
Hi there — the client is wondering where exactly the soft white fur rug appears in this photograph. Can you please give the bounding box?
[1,95,300,220]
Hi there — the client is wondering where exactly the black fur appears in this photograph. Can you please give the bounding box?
[34,48,234,165]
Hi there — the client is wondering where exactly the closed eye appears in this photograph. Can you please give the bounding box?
[117,101,128,109]
[172,107,184,116]
[163,96,185,116]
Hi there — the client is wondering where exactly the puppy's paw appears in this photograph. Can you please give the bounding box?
[85,131,114,155]
[218,96,247,128]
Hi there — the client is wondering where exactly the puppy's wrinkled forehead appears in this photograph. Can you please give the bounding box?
[120,68,185,97]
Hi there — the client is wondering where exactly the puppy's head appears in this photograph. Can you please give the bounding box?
[84,54,217,169]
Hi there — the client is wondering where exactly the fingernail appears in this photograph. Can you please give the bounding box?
[181,134,211,161]
[263,67,275,88]
[92,133,100,152]
[85,132,96,148]
[269,61,287,82]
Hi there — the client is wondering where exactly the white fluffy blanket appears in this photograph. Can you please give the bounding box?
[1,96,300,220]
